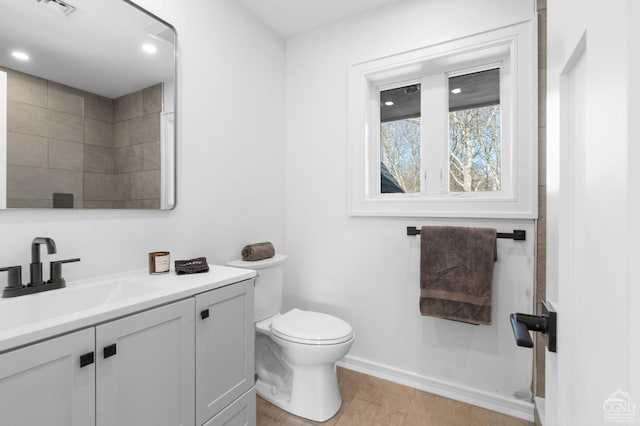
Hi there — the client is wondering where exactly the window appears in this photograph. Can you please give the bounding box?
[348,20,537,218]
[448,68,502,193]
[380,83,421,194]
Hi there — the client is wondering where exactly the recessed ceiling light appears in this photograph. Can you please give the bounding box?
[142,43,158,54]
[451,88,462,94]
[11,51,30,61]
[384,101,394,106]
[404,85,419,94]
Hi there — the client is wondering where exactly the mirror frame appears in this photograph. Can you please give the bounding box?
[0,0,177,210]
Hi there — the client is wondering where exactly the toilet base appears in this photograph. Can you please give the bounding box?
[256,364,342,422]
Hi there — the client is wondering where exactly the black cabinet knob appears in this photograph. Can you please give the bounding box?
[200,309,210,320]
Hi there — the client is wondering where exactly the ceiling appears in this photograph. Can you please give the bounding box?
[0,0,409,98]
[380,69,500,122]
[0,0,175,99]
[239,0,412,38]
[0,0,424,98]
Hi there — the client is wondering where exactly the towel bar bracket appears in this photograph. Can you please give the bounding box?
[406,226,526,241]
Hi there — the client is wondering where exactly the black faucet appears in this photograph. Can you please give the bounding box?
[30,237,57,286]
[0,237,80,298]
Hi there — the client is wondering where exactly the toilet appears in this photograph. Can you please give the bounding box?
[227,254,354,422]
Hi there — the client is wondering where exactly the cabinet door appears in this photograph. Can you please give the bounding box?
[196,280,254,425]
[0,328,95,426]
[202,388,256,426]
[96,298,195,426]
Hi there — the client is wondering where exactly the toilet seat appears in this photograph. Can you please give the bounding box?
[271,309,353,345]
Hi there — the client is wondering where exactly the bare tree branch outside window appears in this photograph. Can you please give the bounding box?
[380,118,421,193]
[448,105,501,192]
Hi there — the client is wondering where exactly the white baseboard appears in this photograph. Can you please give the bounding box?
[337,355,534,422]
[535,396,545,425]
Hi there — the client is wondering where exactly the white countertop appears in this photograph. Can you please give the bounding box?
[0,265,257,354]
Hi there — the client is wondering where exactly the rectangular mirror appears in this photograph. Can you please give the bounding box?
[0,0,176,209]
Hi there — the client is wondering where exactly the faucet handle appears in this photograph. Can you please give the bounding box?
[0,266,23,294]
[49,258,80,285]
[0,266,22,289]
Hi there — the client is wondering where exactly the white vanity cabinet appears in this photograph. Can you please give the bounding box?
[196,279,255,426]
[0,300,194,426]
[0,328,96,426]
[96,298,195,426]
[0,271,256,426]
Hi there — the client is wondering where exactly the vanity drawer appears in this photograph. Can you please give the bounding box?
[202,387,256,426]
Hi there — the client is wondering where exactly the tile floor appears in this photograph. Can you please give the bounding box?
[256,367,533,426]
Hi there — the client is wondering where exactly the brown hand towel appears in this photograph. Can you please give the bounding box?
[174,257,209,274]
[419,226,497,325]
[241,242,275,261]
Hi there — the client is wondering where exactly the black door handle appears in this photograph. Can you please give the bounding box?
[510,314,534,347]
[510,301,557,352]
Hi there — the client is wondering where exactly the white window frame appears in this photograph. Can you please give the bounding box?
[0,70,6,209]
[348,20,537,218]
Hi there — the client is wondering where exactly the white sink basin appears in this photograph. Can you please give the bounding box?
[0,280,162,333]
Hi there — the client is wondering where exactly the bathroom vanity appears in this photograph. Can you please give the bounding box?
[0,266,256,426]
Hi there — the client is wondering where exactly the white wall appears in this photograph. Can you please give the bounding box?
[0,0,286,280]
[285,0,536,419]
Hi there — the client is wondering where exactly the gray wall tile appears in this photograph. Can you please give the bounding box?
[83,200,114,209]
[143,84,163,114]
[115,145,144,173]
[84,144,114,173]
[8,101,84,142]
[114,120,131,147]
[130,113,160,144]
[3,69,168,209]
[84,173,113,201]
[7,165,83,201]
[114,91,143,121]
[49,139,84,171]
[84,93,114,122]
[84,118,114,147]
[131,170,160,199]
[7,198,50,208]
[143,141,161,171]
[47,82,84,116]
[112,198,159,209]
[6,69,47,107]
[113,173,132,200]
[7,133,48,167]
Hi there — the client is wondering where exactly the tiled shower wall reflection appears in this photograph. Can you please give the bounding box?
[3,66,161,208]
[113,85,162,209]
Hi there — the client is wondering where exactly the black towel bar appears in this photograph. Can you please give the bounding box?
[406,226,526,241]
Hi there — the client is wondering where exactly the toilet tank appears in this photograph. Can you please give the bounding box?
[227,254,288,322]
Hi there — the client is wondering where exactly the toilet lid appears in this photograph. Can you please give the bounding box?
[271,309,353,345]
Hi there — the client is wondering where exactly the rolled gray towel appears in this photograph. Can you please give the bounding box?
[241,242,275,261]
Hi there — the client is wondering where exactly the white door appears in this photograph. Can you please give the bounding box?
[0,328,95,426]
[546,1,639,425]
[96,299,195,426]
[195,280,254,425]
